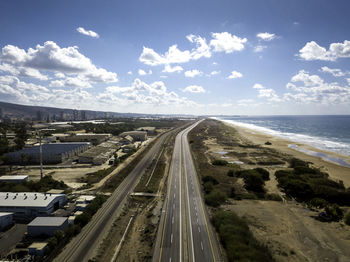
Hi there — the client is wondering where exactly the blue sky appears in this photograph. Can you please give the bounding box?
[0,0,350,115]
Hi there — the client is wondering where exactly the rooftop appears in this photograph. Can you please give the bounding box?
[0,212,13,217]
[28,242,48,250]
[0,192,66,207]
[28,217,67,227]
[0,175,28,180]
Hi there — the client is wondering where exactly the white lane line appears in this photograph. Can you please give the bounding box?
[174,193,175,199]
[201,241,203,250]
[171,233,173,243]
[173,203,175,210]
[197,218,199,223]
[172,216,174,224]
[169,258,172,262]
[198,226,201,232]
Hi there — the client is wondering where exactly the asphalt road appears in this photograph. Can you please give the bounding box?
[54,128,177,262]
[154,121,220,262]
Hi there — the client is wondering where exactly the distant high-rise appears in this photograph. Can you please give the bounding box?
[60,111,65,121]
[81,110,86,120]
[73,110,79,121]
[36,110,43,121]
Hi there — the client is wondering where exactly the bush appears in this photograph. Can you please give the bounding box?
[290,158,309,168]
[265,141,272,145]
[203,182,214,194]
[253,168,270,181]
[265,193,283,201]
[243,172,265,193]
[325,204,343,221]
[227,170,235,177]
[202,175,219,185]
[212,210,274,262]
[212,159,228,166]
[205,190,227,207]
[345,211,350,226]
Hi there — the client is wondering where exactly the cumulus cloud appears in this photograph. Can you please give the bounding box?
[76,27,100,38]
[0,41,118,83]
[210,70,220,76]
[186,34,211,60]
[210,32,247,53]
[0,63,48,80]
[138,69,152,76]
[139,45,191,66]
[284,70,350,105]
[253,83,264,89]
[227,70,243,79]
[182,85,205,93]
[298,40,350,61]
[49,77,92,88]
[162,65,183,73]
[256,32,276,41]
[320,66,346,77]
[184,69,202,78]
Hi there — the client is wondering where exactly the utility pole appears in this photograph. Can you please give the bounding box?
[39,130,43,180]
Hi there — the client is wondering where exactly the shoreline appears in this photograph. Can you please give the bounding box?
[219,120,350,187]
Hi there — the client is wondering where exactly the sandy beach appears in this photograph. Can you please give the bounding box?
[222,121,350,187]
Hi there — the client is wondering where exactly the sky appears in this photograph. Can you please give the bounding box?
[0,0,350,115]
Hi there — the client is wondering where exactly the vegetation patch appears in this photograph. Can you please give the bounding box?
[212,210,274,262]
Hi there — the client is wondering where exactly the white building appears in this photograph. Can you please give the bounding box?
[28,217,68,237]
[0,175,29,184]
[0,192,67,221]
[0,212,13,230]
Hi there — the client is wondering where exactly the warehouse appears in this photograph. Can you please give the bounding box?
[0,192,67,221]
[60,133,111,145]
[0,212,13,230]
[78,142,119,165]
[119,131,147,141]
[0,175,29,183]
[27,217,68,237]
[5,142,89,165]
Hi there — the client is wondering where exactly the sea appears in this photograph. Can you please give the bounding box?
[215,115,350,160]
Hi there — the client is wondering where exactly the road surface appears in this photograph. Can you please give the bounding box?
[54,128,179,262]
[154,121,220,262]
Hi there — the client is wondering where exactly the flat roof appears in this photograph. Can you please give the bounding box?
[0,192,65,208]
[0,212,13,217]
[0,175,28,180]
[28,217,67,227]
[29,242,48,249]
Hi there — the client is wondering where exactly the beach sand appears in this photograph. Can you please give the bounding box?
[222,122,350,187]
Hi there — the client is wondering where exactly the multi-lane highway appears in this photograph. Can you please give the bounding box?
[54,128,179,262]
[154,121,220,262]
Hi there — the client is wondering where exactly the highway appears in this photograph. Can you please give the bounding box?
[54,128,179,262]
[154,121,220,262]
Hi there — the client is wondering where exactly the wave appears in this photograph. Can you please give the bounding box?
[213,117,350,156]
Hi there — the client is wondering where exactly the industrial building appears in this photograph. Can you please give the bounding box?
[0,212,13,230]
[27,217,68,237]
[5,142,89,165]
[119,131,147,141]
[136,126,156,135]
[28,242,48,256]
[60,133,111,145]
[0,175,29,183]
[78,141,119,165]
[0,192,67,221]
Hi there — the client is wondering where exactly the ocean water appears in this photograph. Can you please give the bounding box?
[215,115,350,157]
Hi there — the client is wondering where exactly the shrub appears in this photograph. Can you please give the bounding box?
[265,193,283,201]
[203,181,214,194]
[227,170,235,177]
[265,141,272,145]
[325,204,343,221]
[205,189,227,207]
[308,198,329,209]
[253,168,270,181]
[212,159,228,166]
[345,211,350,226]
[243,172,265,193]
[290,158,309,168]
[202,175,219,185]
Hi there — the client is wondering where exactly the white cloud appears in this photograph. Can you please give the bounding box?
[210,70,220,76]
[162,65,183,73]
[253,83,264,89]
[256,32,276,41]
[298,40,350,61]
[76,27,100,38]
[55,72,65,78]
[49,77,92,88]
[0,41,118,83]
[227,70,243,79]
[182,85,205,93]
[212,62,218,65]
[284,70,350,105]
[186,34,211,60]
[320,66,345,77]
[184,69,202,78]
[138,69,152,76]
[210,32,247,53]
[127,71,132,75]
[254,45,267,53]
[139,45,191,66]
[258,88,280,101]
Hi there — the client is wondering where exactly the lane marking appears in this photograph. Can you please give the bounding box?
[172,216,174,224]
[171,233,173,243]
[201,241,203,250]
[198,226,201,232]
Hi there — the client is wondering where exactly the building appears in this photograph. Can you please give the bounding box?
[78,141,119,165]
[5,142,89,165]
[120,131,147,141]
[60,133,110,146]
[0,192,67,221]
[0,175,29,184]
[27,217,68,237]
[28,242,48,256]
[0,212,13,230]
[136,126,156,135]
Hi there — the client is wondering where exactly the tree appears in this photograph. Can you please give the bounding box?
[14,123,28,150]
